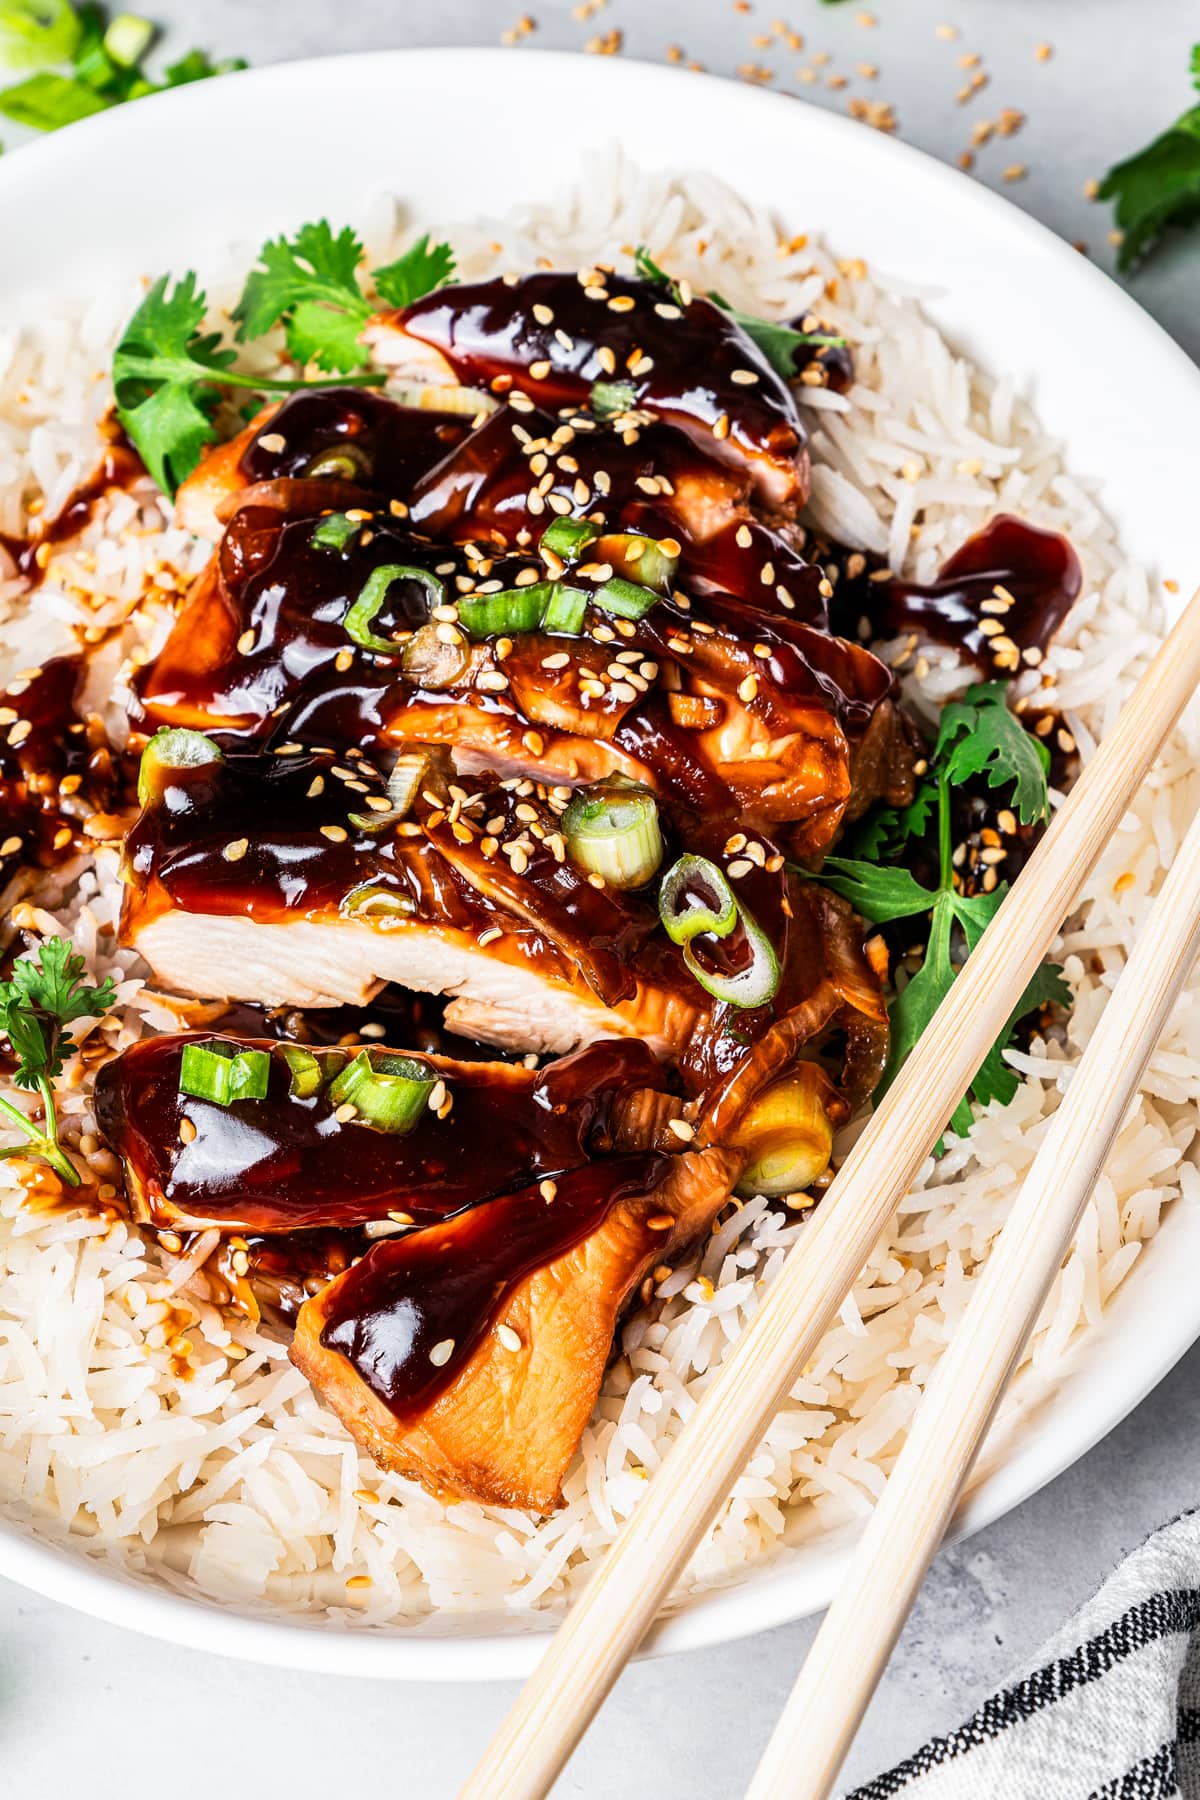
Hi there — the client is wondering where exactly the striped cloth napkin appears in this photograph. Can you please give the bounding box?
[850,1510,1200,1799]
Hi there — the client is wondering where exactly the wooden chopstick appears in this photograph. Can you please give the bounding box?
[461,587,1200,1800]
[746,758,1200,1800]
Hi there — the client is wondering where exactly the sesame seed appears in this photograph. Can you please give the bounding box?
[236,628,257,655]
[540,1179,558,1203]
[529,359,552,380]
[258,432,286,453]
[712,413,731,440]
[737,673,759,703]
[497,1323,522,1352]
[667,1117,695,1142]
[727,857,753,879]
[478,926,503,947]
[178,1116,197,1145]
[730,368,759,386]
[222,838,249,862]
[0,834,20,856]
[428,1339,455,1367]
[646,1214,674,1232]
[335,1102,357,1123]
[428,1080,447,1111]
[320,825,348,843]
[532,303,554,325]
[7,719,31,747]
[607,294,636,313]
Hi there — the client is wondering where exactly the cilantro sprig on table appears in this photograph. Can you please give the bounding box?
[816,683,1070,1139]
[1099,43,1200,271]
[113,225,456,495]
[0,1,244,135]
[0,938,115,1187]
[633,244,846,380]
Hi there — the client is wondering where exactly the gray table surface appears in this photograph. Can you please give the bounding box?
[3,2,1199,1794]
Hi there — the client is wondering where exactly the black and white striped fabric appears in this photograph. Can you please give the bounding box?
[852,1511,1200,1800]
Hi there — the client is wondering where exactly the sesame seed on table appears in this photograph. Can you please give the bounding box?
[2,1,1197,1798]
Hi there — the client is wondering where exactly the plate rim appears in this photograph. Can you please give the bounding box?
[2,42,1199,1681]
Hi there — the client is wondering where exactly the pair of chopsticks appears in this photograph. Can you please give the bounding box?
[463,583,1200,1800]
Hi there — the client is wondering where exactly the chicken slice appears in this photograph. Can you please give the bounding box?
[290,1143,742,1511]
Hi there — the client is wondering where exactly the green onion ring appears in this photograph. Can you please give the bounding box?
[327,1048,436,1134]
[344,564,446,655]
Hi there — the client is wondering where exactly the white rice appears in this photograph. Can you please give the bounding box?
[0,149,1195,1628]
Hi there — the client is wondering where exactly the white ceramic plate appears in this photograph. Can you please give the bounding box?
[2,47,1199,1682]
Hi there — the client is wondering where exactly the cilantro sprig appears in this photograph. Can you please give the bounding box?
[633,243,846,380]
[817,683,1069,1138]
[1098,43,1200,271]
[0,2,246,135]
[0,938,115,1187]
[116,224,456,493]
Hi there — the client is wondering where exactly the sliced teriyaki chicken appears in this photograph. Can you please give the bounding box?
[133,483,912,858]
[290,1142,743,1511]
[173,388,472,542]
[122,740,706,1059]
[367,269,811,508]
[94,1033,675,1233]
[121,737,890,1085]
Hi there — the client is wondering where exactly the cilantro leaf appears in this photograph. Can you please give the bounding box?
[813,680,1061,1144]
[9,935,115,1033]
[632,243,846,378]
[725,310,847,380]
[814,857,936,925]
[234,220,372,372]
[886,902,955,1090]
[113,262,387,496]
[373,234,457,309]
[0,937,115,1186]
[935,681,1050,825]
[840,781,936,861]
[112,272,235,492]
[970,961,1072,1116]
[0,0,82,69]
[1098,43,1200,271]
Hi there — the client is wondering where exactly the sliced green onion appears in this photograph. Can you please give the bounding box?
[281,1044,346,1099]
[103,11,154,67]
[304,444,372,481]
[595,575,661,622]
[311,511,360,552]
[137,727,223,807]
[340,883,417,921]
[458,583,548,639]
[658,854,738,945]
[734,1066,835,1198]
[596,531,679,593]
[683,904,780,1010]
[542,583,590,635]
[179,1041,271,1106]
[590,379,637,419]
[540,517,600,562]
[345,564,445,655]
[347,750,432,832]
[562,780,663,889]
[327,1048,436,1134]
[401,622,469,690]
